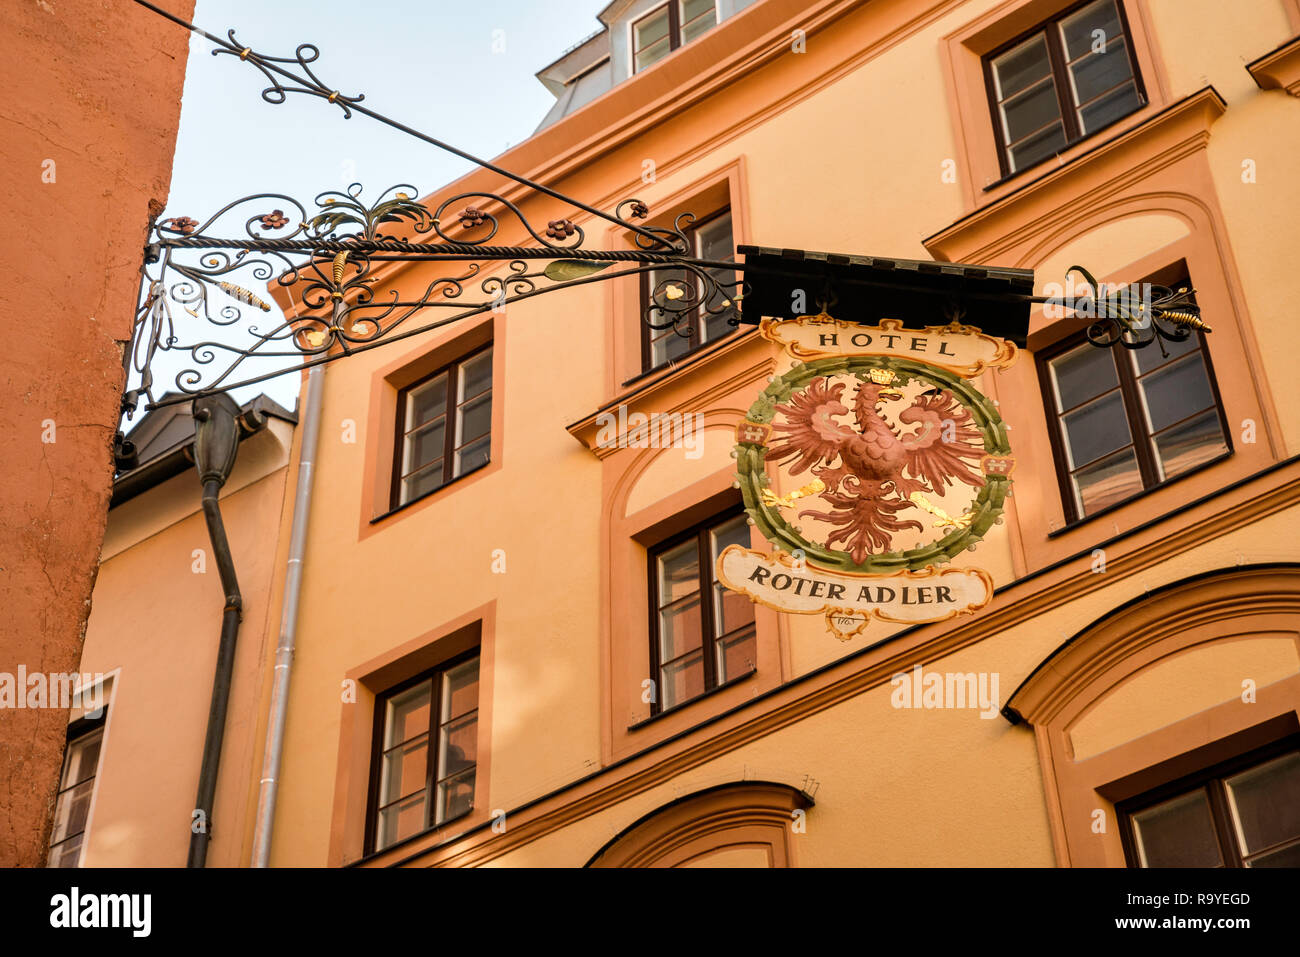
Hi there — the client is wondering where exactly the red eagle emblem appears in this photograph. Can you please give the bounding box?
[762,370,985,564]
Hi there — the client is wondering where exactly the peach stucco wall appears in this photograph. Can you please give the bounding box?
[79,422,293,867]
[75,0,1300,867]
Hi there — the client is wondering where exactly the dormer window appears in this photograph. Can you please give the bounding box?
[632,1,717,73]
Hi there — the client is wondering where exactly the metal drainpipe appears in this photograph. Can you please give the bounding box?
[250,358,325,867]
[188,392,247,868]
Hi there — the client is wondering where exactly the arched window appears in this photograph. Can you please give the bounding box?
[586,782,813,868]
[1004,564,1300,867]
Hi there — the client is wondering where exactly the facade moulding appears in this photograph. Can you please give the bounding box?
[1247,34,1300,96]
[354,456,1300,868]
[1002,565,1300,866]
[281,0,961,303]
[586,780,814,867]
[923,86,1227,262]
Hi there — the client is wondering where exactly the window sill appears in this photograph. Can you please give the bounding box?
[627,667,757,732]
[364,805,475,862]
[1048,449,1234,538]
[621,326,753,391]
[370,460,491,524]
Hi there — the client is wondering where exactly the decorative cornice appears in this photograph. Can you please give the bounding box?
[586,781,813,867]
[566,333,772,456]
[1247,35,1300,96]
[1003,565,1300,726]
[924,87,1227,264]
[363,457,1300,868]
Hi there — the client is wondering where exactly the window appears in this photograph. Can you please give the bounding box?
[985,0,1145,175]
[632,0,717,73]
[649,509,755,712]
[1038,279,1229,522]
[641,209,737,372]
[48,715,105,867]
[367,653,480,853]
[1119,740,1300,867]
[391,345,492,508]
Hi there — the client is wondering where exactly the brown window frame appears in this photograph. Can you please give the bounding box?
[983,0,1147,178]
[638,207,737,375]
[631,1,717,74]
[646,505,756,716]
[364,648,480,855]
[1117,734,1300,868]
[48,711,107,868]
[1036,274,1231,525]
[389,343,492,511]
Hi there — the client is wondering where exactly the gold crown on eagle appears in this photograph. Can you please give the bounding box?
[867,368,897,385]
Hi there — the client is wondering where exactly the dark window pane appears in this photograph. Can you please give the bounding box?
[659,594,704,661]
[1131,789,1224,867]
[459,350,491,400]
[651,328,692,367]
[438,712,478,777]
[1152,410,1227,480]
[1009,121,1068,171]
[379,737,428,807]
[402,460,445,502]
[634,7,671,70]
[454,436,490,476]
[714,582,755,636]
[440,658,479,722]
[1225,751,1300,855]
[992,34,1053,100]
[1134,328,1199,375]
[715,627,756,683]
[1079,79,1142,133]
[384,681,432,748]
[437,769,475,823]
[1069,37,1134,106]
[405,418,446,474]
[1247,841,1300,867]
[1051,343,1119,411]
[1138,353,1215,433]
[50,779,96,846]
[48,833,84,868]
[379,793,427,847]
[1002,78,1064,144]
[1060,0,1123,61]
[1073,446,1142,515]
[63,732,103,789]
[697,212,732,261]
[709,513,750,559]
[457,393,492,445]
[660,650,706,709]
[680,0,716,43]
[658,539,700,604]
[408,373,448,428]
[1062,390,1131,467]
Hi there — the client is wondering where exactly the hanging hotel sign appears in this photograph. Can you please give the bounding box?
[717,315,1017,640]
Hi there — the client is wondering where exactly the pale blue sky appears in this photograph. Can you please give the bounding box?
[146,0,608,413]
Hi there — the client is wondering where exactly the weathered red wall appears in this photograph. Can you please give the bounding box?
[0,0,193,866]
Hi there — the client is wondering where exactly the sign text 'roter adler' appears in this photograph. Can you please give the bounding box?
[717,314,1017,640]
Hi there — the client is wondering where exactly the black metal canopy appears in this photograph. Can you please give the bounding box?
[736,245,1035,348]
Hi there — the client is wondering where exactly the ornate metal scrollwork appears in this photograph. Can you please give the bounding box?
[1060,266,1211,358]
[126,182,744,411]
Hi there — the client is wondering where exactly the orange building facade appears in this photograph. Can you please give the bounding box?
[77,0,1300,868]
